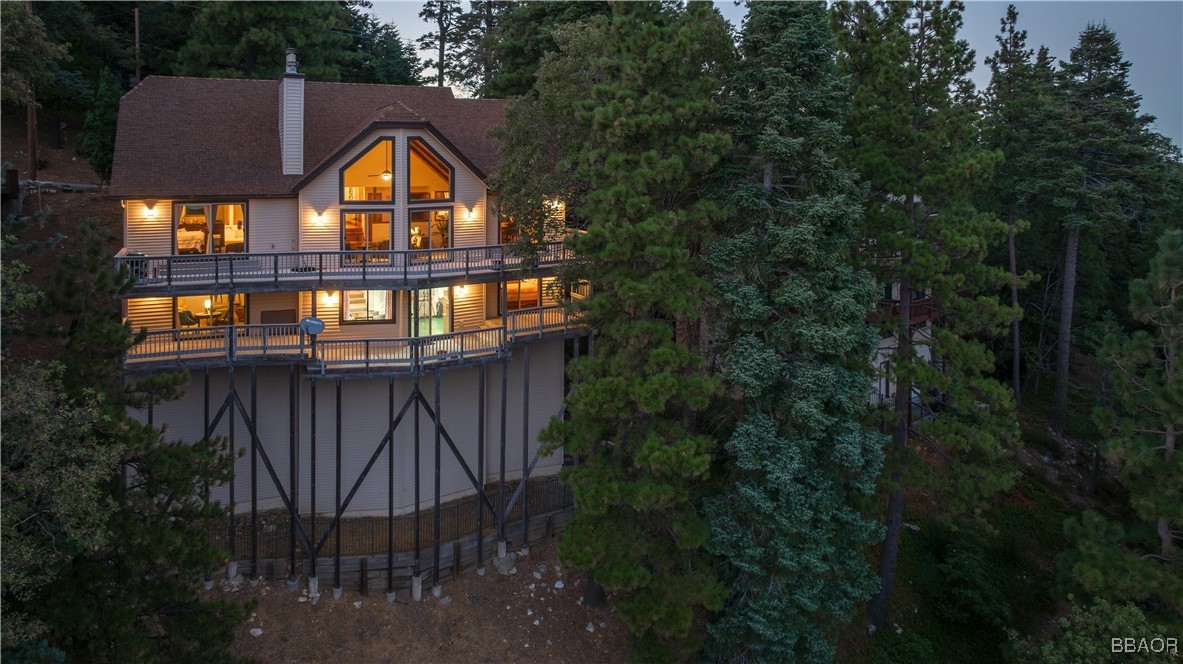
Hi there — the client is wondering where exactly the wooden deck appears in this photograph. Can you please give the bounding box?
[116,242,571,296]
[124,305,586,373]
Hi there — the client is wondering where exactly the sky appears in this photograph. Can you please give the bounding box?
[370,1,1183,148]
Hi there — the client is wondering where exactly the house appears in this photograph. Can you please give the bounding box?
[111,50,583,598]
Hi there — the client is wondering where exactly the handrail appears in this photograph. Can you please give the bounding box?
[314,327,505,373]
[505,305,572,340]
[125,311,586,370]
[115,241,571,291]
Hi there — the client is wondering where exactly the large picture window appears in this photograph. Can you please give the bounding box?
[342,211,392,252]
[342,139,393,202]
[408,138,452,201]
[505,278,540,311]
[175,293,245,327]
[342,290,394,323]
[175,204,245,254]
[409,209,450,252]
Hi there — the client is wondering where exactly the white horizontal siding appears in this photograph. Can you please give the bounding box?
[126,296,174,331]
[452,285,484,331]
[248,198,298,252]
[125,199,173,255]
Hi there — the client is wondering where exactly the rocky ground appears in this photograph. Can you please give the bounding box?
[216,538,632,663]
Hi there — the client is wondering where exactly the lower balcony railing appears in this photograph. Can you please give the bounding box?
[115,242,571,292]
[125,306,582,371]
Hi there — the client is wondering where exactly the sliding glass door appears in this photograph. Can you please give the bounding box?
[412,287,450,336]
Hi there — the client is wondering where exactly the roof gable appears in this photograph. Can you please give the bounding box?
[110,77,507,199]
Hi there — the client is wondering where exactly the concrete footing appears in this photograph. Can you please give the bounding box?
[332,586,343,600]
[412,574,423,601]
[202,577,213,591]
[385,591,397,604]
[498,540,506,558]
[432,583,442,598]
[227,561,238,580]
[307,576,318,595]
[285,578,298,592]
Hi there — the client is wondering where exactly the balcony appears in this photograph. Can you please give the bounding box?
[115,242,571,296]
[124,305,586,373]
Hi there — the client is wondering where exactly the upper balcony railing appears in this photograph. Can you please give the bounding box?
[115,242,571,294]
[124,305,584,372]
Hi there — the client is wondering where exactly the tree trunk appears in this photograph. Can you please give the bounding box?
[1008,200,1021,407]
[1051,225,1080,434]
[27,100,38,180]
[868,273,912,629]
[437,14,447,87]
[1162,426,1176,558]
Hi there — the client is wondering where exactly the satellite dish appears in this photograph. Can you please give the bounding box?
[299,316,325,336]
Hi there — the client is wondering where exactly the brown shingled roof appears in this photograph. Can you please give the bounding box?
[109,77,507,199]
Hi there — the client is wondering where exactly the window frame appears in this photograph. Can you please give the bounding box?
[173,292,247,328]
[340,289,396,325]
[340,209,395,252]
[406,136,455,205]
[339,137,395,205]
[172,201,249,255]
[408,207,453,252]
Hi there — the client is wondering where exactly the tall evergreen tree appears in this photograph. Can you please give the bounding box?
[1,218,246,661]
[81,67,121,183]
[1073,229,1183,615]
[496,3,734,657]
[982,5,1038,406]
[482,1,610,98]
[175,2,355,80]
[833,0,1020,629]
[417,0,464,87]
[702,3,884,661]
[451,1,517,96]
[342,12,425,85]
[1044,25,1159,434]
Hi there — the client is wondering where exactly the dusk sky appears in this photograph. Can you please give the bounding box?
[371,1,1182,148]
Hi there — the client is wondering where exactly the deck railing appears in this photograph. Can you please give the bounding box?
[115,241,570,292]
[505,304,577,340]
[313,327,505,373]
[126,306,582,370]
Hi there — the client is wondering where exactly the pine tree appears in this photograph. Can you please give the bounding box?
[833,0,1020,629]
[417,0,464,87]
[450,1,517,96]
[1,218,247,661]
[497,3,735,658]
[81,68,121,183]
[342,12,424,86]
[701,3,885,661]
[1074,229,1183,615]
[175,2,355,80]
[482,1,610,98]
[982,5,1039,406]
[1044,24,1159,434]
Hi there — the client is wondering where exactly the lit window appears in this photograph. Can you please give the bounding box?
[342,139,393,202]
[408,138,452,201]
[342,290,393,323]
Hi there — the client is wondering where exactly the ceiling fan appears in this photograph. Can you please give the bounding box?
[367,141,392,181]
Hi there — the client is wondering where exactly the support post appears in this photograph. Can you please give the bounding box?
[413,294,422,581]
[287,363,298,590]
[387,377,395,601]
[498,354,508,557]
[432,370,442,596]
[476,364,486,573]
[202,368,211,586]
[521,344,530,555]
[227,363,237,566]
[334,378,342,597]
[309,377,317,586]
[251,367,259,577]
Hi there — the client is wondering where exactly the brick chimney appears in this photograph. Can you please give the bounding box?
[279,48,304,175]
